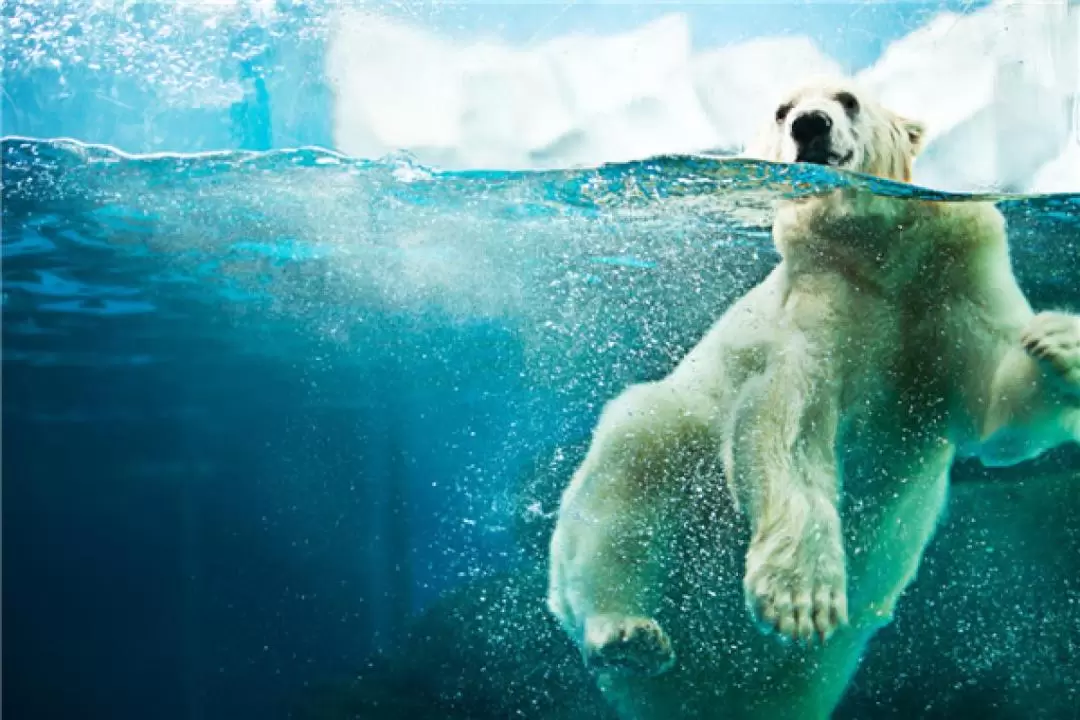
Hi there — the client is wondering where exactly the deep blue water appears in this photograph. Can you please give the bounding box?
[3,137,1080,720]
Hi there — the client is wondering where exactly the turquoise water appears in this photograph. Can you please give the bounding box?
[4,137,1080,719]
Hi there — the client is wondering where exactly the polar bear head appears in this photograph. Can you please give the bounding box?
[746,79,926,183]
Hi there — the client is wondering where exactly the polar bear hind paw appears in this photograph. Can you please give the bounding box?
[582,614,676,677]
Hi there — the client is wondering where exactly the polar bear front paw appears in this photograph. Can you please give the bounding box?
[744,539,848,645]
[1021,312,1080,392]
[583,614,676,677]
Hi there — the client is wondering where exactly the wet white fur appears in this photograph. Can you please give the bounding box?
[547,79,1080,719]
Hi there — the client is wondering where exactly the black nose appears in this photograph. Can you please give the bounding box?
[791,111,833,143]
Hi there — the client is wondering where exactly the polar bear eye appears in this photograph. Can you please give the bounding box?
[775,103,793,124]
[835,92,859,115]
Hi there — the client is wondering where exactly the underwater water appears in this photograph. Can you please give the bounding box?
[4,136,1080,720]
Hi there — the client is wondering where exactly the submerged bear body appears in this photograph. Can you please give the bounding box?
[547,79,1080,719]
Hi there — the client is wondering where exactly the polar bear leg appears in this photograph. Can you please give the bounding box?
[730,338,848,644]
[982,312,1080,465]
[1021,311,1080,395]
[548,380,717,676]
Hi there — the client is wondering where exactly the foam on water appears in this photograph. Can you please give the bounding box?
[3,136,1078,365]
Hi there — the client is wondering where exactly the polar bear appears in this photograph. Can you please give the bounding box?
[547,78,1080,719]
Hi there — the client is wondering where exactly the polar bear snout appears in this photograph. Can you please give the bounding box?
[791,110,841,165]
[792,110,832,142]
[776,93,860,169]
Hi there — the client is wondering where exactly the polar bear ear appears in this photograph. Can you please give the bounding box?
[898,117,927,155]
